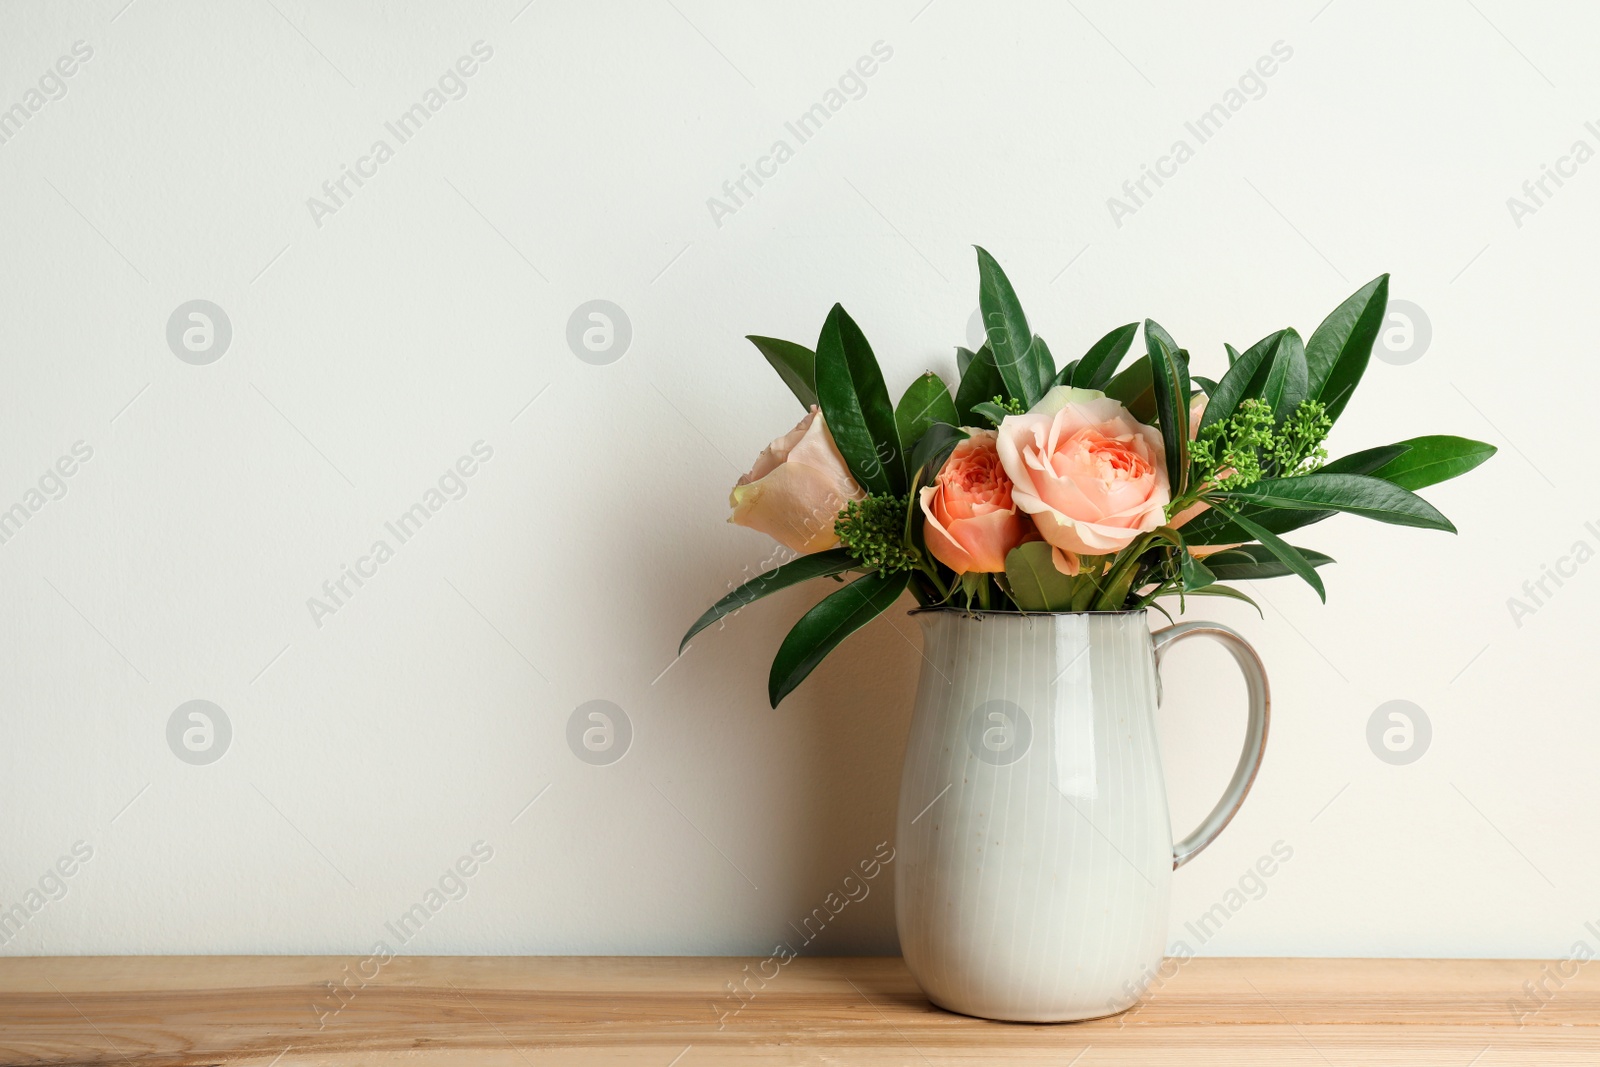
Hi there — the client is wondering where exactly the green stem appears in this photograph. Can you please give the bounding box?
[1165,485,1207,524]
[1131,579,1173,611]
[1094,532,1156,611]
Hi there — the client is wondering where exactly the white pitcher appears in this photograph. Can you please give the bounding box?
[894,609,1268,1022]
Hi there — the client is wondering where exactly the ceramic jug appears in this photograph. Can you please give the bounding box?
[894,609,1268,1022]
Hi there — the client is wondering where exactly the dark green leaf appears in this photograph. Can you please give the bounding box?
[1145,319,1182,362]
[815,303,905,495]
[955,343,1005,425]
[1259,328,1308,423]
[768,570,910,706]
[1005,542,1077,612]
[1073,322,1139,390]
[1321,443,1413,476]
[1027,335,1056,395]
[970,400,1012,427]
[1208,503,1326,601]
[1201,543,1335,582]
[681,549,859,652]
[1219,472,1456,532]
[975,246,1041,408]
[955,346,976,377]
[1369,435,1497,491]
[909,423,968,491]
[1185,437,1477,542]
[1188,445,1408,544]
[1193,375,1219,395]
[1176,500,1328,546]
[1053,359,1079,387]
[1305,274,1389,423]
[1180,584,1264,618]
[1105,355,1155,422]
[1201,330,1284,434]
[746,335,817,410]
[1144,319,1189,494]
[895,372,958,452]
[1180,551,1216,591]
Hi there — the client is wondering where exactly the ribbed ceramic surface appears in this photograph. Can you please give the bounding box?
[894,610,1172,1022]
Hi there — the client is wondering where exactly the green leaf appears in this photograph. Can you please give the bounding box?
[955,346,976,377]
[1144,320,1189,495]
[1105,355,1155,422]
[1192,375,1219,395]
[1176,500,1326,546]
[895,372,958,452]
[1188,446,1411,545]
[1027,334,1057,395]
[1208,503,1326,602]
[909,423,968,491]
[1321,443,1413,476]
[1219,472,1456,532]
[1180,551,1216,591]
[1180,584,1264,618]
[815,303,905,496]
[1005,542,1076,612]
[1258,328,1308,423]
[970,401,1012,427]
[1073,323,1139,391]
[954,343,1005,424]
[1369,435,1497,491]
[975,246,1042,408]
[1305,274,1389,423]
[1201,543,1335,582]
[1186,433,1467,543]
[1201,330,1284,434]
[768,570,910,707]
[746,335,818,410]
[1145,319,1183,364]
[681,549,858,653]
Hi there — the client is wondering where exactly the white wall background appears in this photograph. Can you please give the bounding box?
[0,0,1594,961]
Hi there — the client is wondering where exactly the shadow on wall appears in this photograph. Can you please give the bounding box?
[774,592,919,957]
[642,445,919,956]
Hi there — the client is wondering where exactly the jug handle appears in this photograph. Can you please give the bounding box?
[1151,621,1270,870]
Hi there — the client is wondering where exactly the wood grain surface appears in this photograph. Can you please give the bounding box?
[1,955,1596,1065]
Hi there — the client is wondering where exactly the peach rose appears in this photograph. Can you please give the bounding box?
[996,391,1170,557]
[730,407,865,554]
[918,430,1029,574]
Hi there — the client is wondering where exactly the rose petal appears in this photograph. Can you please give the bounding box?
[919,485,976,574]
[1029,385,1106,416]
[730,462,850,554]
[1051,547,1081,577]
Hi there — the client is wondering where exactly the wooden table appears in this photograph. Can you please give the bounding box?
[1,956,1595,1065]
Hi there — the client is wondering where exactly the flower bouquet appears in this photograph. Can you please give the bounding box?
[683,248,1495,707]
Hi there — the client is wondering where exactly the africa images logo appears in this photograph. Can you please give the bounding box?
[1105,40,1293,228]
[305,42,494,229]
[705,41,894,228]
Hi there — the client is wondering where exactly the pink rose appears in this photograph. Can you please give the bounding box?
[730,407,865,554]
[918,429,1030,574]
[996,393,1170,557]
